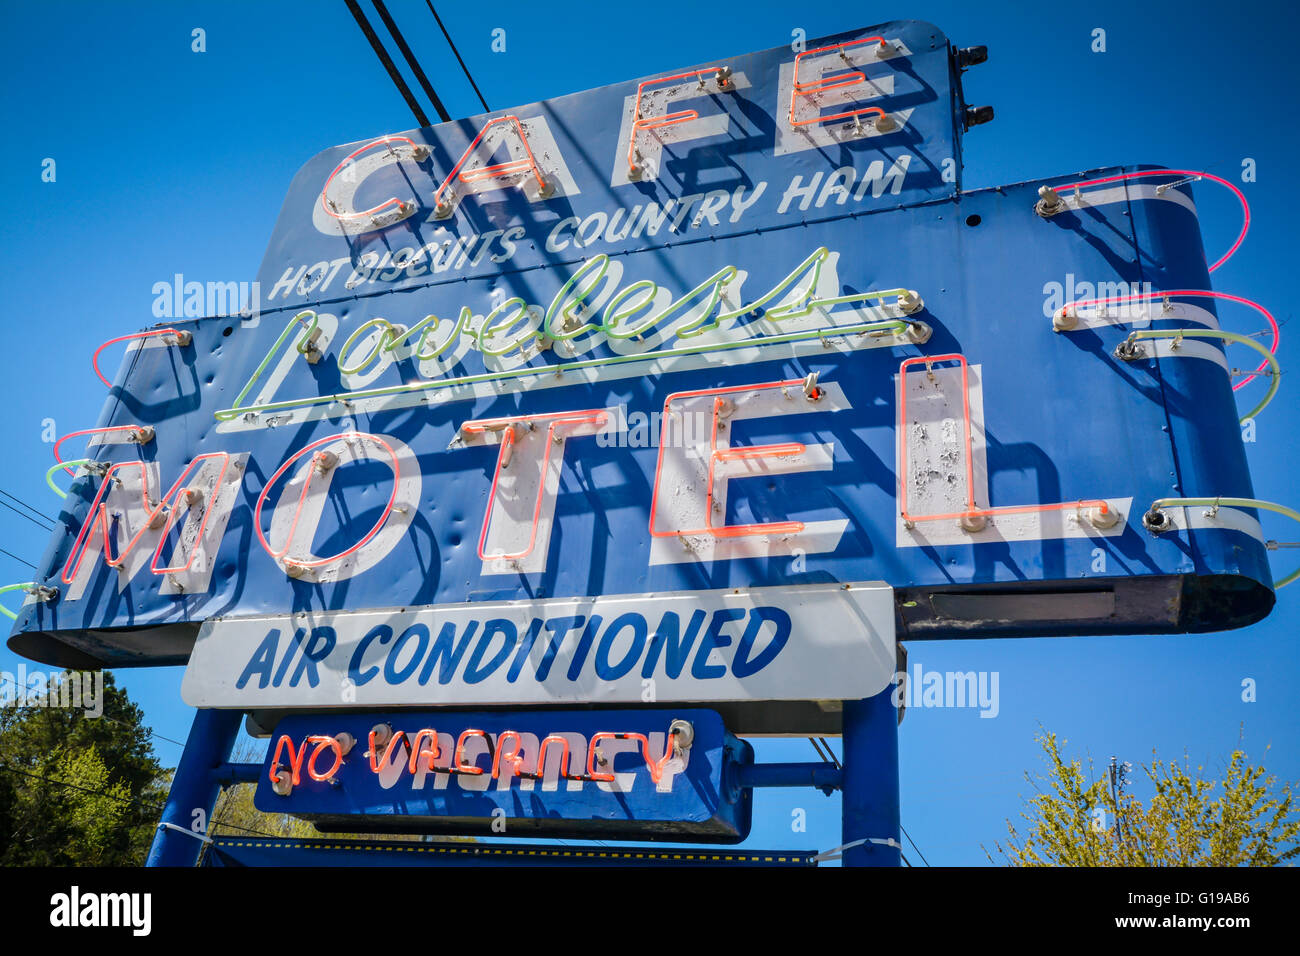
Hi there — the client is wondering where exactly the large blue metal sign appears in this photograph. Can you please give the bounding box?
[254,709,753,841]
[8,19,1275,694]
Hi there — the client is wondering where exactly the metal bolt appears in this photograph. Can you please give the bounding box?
[1035,185,1064,217]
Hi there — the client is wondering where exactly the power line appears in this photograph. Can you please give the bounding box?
[345,0,432,127]
[372,0,451,123]
[0,762,281,841]
[0,673,187,749]
[425,1,490,113]
[901,824,931,866]
[100,711,187,750]
[0,498,53,533]
[0,547,36,571]
[808,736,842,768]
[0,488,56,525]
[818,737,841,769]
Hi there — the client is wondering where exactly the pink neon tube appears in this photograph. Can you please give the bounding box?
[433,116,547,212]
[790,37,889,129]
[320,135,420,222]
[466,410,608,562]
[92,328,189,389]
[627,67,727,175]
[1057,288,1277,392]
[1050,169,1249,274]
[648,380,809,540]
[897,355,1112,525]
[252,432,401,571]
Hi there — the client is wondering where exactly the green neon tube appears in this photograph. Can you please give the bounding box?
[1123,328,1280,422]
[215,317,912,423]
[1149,497,1300,588]
[46,459,90,499]
[0,582,35,621]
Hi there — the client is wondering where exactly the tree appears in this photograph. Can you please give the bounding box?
[987,730,1300,866]
[0,671,168,866]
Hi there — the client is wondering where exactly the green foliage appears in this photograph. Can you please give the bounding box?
[988,730,1300,867]
[210,782,319,840]
[0,672,167,866]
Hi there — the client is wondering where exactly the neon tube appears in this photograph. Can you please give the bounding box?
[1117,328,1279,421]
[52,425,153,477]
[46,459,89,499]
[896,355,1114,527]
[58,452,230,586]
[1146,497,1300,588]
[585,733,619,783]
[226,311,321,417]
[649,379,813,541]
[252,432,401,571]
[1056,288,1277,391]
[0,583,36,621]
[367,728,411,773]
[305,735,344,782]
[519,734,586,781]
[588,731,679,785]
[1049,169,1249,273]
[469,411,609,561]
[433,116,548,214]
[148,453,232,575]
[627,67,729,176]
[492,731,526,779]
[408,729,440,773]
[92,328,191,389]
[269,734,304,786]
[321,136,422,223]
[790,37,890,129]
[450,729,493,775]
[214,317,912,423]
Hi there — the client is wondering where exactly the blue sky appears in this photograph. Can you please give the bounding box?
[1,0,1296,865]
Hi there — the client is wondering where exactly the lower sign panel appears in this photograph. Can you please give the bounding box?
[254,709,754,842]
[181,582,896,712]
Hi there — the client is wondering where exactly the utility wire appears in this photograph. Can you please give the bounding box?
[372,0,451,123]
[345,0,432,127]
[0,498,53,533]
[806,736,925,863]
[0,547,36,571]
[0,673,187,749]
[0,762,280,840]
[100,712,187,751]
[901,824,931,866]
[0,489,56,525]
[425,1,490,113]
[818,737,841,769]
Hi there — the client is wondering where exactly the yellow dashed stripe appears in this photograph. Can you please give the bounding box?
[215,839,814,864]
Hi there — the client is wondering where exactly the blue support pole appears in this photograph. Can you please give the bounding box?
[146,708,243,867]
[733,761,842,792]
[840,686,901,867]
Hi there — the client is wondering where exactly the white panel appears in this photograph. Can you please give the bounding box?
[181,581,896,708]
[775,41,914,155]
